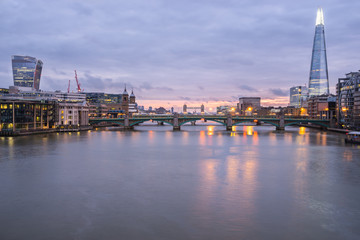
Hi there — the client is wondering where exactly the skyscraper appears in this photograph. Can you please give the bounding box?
[12,55,43,90]
[308,8,329,97]
[289,85,308,107]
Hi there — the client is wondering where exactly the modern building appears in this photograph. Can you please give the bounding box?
[12,55,43,91]
[308,8,329,97]
[239,97,261,115]
[0,88,9,94]
[0,99,57,133]
[289,86,308,107]
[307,94,336,120]
[337,71,360,129]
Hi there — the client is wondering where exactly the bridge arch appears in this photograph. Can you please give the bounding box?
[284,121,329,128]
[258,120,280,127]
[129,119,174,127]
[90,120,125,126]
[233,120,256,126]
[179,119,226,126]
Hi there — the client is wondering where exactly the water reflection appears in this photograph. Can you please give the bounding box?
[1,126,360,239]
[207,126,214,136]
[299,127,306,135]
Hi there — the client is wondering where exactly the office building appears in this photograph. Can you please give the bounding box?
[289,86,308,107]
[239,97,261,115]
[337,71,360,129]
[308,8,329,97]
[12,55,43,91]
[0,99,57,133]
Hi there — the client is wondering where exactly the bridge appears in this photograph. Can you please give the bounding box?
[89,114,332,131]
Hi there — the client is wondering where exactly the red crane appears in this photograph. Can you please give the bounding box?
[67,80,71,93]
[74,70,82,92]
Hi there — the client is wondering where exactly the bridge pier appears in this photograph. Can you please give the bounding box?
[124,117,133,130]
[191,121,196,126]
[173,113,180,131]
[157,121,164,125]
[226,115,233,131]
[276,115,285,131]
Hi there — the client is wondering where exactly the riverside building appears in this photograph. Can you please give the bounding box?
[0,98,57,134]
[337,71,360,130]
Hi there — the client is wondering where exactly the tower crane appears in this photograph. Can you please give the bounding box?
[74,70,83,92]
[67,80,71,93]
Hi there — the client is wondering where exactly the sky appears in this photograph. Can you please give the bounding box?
[0,0,359,111]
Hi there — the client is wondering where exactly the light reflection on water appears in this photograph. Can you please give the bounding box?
[0,126,360,239]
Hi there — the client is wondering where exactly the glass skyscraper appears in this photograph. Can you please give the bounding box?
[289,86,308,107]
[308,8,329,97]
[12,55,43,91]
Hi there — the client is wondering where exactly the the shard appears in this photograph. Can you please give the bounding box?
[308,8,329,97]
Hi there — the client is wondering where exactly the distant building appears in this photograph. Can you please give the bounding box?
[308,8,329,97]
[337,71,360,129]
[289,86,308,107]
[12,55,43,91]
[0,88,9,94]
[85,87,138,117]
[155,107,169,114]
[216,106,237,115]
[307,94,336,119]
[239,97,261,115]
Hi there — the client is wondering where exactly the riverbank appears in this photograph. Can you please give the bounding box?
[0,125,93,136]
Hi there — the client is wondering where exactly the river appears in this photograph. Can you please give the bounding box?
[0,125,359,240]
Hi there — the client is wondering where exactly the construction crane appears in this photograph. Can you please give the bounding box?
[74,70,82,92]
[67,80,71,93]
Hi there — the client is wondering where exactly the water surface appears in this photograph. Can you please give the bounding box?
[0,125,359,240]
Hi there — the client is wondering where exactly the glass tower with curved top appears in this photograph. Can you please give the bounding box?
[308,8,329,97]
[12,55,43,91]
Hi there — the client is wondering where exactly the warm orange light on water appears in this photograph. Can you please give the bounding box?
[299,127,306,135]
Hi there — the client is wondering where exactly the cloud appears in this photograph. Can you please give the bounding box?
[178,96,191,101]
[270,88,288,96]
[0,0,359,106]
[238,85,259,92]
[138,82,173,92]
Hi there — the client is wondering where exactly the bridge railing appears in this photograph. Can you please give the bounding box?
[89,115,329,121]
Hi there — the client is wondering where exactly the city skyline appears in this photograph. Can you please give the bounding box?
[1,1,359,109]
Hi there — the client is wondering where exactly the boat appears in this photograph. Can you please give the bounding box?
[345,131,360,144]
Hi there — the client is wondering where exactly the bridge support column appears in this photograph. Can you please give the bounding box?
[124,117,132,130]
[276,115,285,131]
[329,118,336,128]
[173,113,180,131]
[191,121,196,126]
[157,121,164,125]
[226,115,233,131]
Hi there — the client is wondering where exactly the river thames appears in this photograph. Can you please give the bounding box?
[0,125,359,240]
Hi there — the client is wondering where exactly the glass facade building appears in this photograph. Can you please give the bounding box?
[12,55,43,90]
[289,86,308,107]
[308,8,329,97]
[337,71,360,130]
